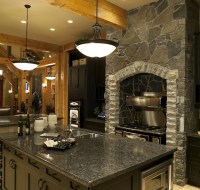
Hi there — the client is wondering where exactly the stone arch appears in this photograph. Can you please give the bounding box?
[105,61,178,146]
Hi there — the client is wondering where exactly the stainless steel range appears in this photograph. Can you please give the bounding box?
[115,92,167,144]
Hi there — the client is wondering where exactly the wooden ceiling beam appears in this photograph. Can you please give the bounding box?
[0,57,21,78]
[0,33,62,53]
[46,0,128,29]
[37,57,57,68]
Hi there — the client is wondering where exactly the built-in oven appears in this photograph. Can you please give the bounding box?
[68,101,82,128]
[141,159,173,190]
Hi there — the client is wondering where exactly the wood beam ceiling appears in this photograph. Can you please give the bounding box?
[37,57,57,68]
[0,33,61,53]
[46,0,128,29]
[0,57,21,78]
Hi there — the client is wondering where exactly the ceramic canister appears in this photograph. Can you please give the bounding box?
[40,116,48,129]
[34,118,44,132]
[48,114,57,130]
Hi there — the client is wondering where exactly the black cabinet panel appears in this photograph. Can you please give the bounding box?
[187,135,200,187]
[68,51,106,129]
[187,160,200,187]
[69,66,79,88]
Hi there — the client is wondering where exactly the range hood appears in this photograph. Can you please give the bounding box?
[126,92,166,109]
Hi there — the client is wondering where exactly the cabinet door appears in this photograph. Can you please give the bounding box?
[69,66,79,88]
[78,65,86,88]
[187,160,200,187]
[14,151,26,190]
[2,150,15,190]
[27,167,63,190]
[2,148,26,190]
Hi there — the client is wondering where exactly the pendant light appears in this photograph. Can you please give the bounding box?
[46,67,55,80]
[75,0,118,58]
[12,5,39,71]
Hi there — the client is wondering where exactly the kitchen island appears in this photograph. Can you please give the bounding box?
[0,128,176,190]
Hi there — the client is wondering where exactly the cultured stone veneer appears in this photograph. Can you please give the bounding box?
[105,0,199,186]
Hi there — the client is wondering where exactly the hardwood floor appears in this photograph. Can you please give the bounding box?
[174,184,200,190]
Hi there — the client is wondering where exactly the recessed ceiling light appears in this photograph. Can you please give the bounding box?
[49,55,52,58]
[50,28,55,31]
[21,20,26,24]
[67,20,73,24]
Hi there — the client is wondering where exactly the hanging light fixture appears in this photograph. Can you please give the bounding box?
[12,5,39,71]
[46,67,55,80]
[75,0,118,58]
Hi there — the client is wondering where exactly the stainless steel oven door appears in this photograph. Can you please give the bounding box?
[141,159,173,190]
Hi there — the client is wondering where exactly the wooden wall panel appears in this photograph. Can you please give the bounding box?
[0,79,3,107]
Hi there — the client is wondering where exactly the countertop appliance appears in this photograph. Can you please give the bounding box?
[68,101,82,128]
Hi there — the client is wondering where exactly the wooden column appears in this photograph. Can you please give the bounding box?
[55,52,68,125]
[18,71,26,112]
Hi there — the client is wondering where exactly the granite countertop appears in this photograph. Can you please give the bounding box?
[0,128,176,187]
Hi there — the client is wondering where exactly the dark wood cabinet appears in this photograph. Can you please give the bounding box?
[187,135,200,187]
[85,118,105,133]
[68,50,106,128]
[194,33,200,107]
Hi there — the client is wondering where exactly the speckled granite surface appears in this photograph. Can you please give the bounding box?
[0,129,176,187]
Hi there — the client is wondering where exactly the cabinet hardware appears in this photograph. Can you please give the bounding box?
[46,168,61,182]
[9,159,16,169]
[28,158,39,169]
[15,151,23,159]
[70,181,80,190]
[38,178,47,190]
[9,159,13,168]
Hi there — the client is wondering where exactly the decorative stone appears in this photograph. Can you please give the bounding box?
[120,27,141,45]
[136,27,148,41]
[148,26,162,42]
[161,20,178,34]
[167,41,181,58]
[171,25,185,41]
[153,6,173,26]
[125,42,150,62]
[149,45,169,65]
[146,6,157,22]
[149,40,156,54]
[173,4,186,20]
[156,0,168,14]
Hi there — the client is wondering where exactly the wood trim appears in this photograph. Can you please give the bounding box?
[0,33,62,52]
[62,42,75,52]
[0,57,21,78]
[46,0,128,29]
[37,57,57,68]
[55,52,68,125]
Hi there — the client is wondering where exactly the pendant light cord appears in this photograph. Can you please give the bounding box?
[93,0,101,40]
[25,5,31,52]
[96,0,98,24]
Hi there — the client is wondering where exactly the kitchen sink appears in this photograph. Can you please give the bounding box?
[77,133,102,139]
[63,129,103,139]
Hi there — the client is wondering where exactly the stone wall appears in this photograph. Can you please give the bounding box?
[105,0,199,186]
